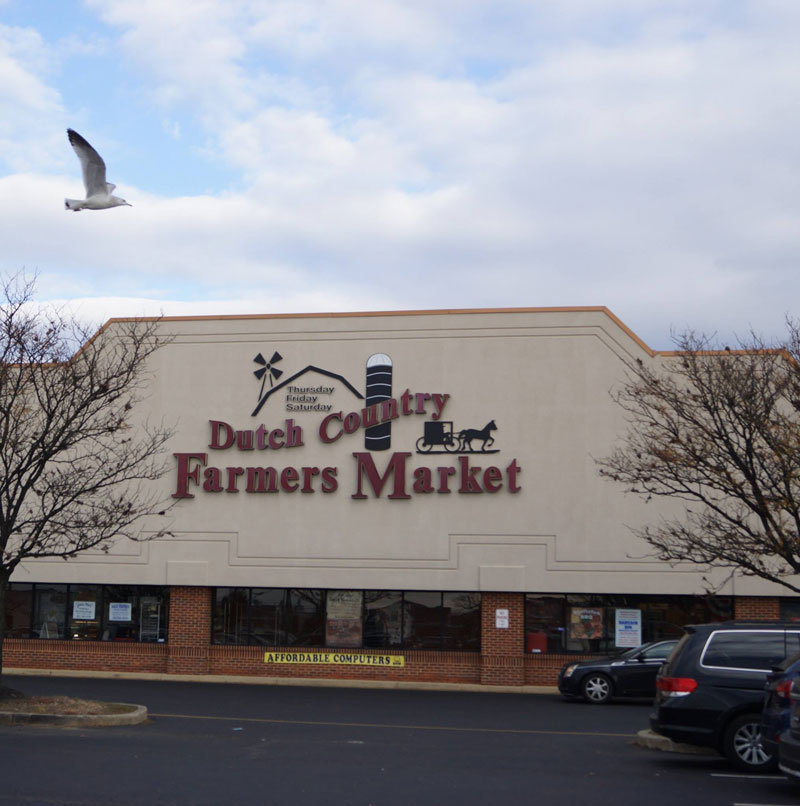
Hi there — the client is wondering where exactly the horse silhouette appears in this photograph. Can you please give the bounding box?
[458,420,497,451]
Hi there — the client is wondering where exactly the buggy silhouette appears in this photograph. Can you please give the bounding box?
[416,420,460,453]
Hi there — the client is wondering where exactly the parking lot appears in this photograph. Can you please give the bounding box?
[0,675,797,806]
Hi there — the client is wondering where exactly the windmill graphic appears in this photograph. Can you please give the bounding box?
[253,351,283,400]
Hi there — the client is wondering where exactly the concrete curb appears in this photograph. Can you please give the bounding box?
[6,668,560,695]
[0,703,148,728]
[634,728,717,755]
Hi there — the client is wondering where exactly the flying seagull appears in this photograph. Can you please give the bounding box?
[65,128,132,211]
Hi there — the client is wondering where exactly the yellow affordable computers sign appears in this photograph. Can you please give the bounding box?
[264,651,405,668]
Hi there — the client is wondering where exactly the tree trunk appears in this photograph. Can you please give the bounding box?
[0,570,7,689]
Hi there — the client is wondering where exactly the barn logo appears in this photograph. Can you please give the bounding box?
[249,349,498,456]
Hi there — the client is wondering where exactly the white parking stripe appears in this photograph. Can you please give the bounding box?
[713,773,786,780]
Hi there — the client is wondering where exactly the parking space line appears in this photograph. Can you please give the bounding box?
[712,774,786,780]
[149,712,635,737]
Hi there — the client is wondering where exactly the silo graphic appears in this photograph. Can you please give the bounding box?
[365,353,393,450]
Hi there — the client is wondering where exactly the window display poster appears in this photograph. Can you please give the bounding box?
[326,590,363,647]
[569,607,604,640]
[615,609,642,647]
[109,602,133,622]
[72,601,96,621]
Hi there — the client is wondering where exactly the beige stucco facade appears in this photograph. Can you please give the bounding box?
[12,306,790,598]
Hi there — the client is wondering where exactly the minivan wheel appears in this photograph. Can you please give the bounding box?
[722,714,776,772]
[581,673,613,704]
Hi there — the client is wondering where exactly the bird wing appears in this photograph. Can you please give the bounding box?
[67,129,108,197]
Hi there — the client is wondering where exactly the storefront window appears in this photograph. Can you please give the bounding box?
[211,588,482,651]
[525,593,732,654]
[69,585,102,640]
[780,599,800,623]
[137,593,168,642]
[5,583,33,638]
[442,593,481,651]
[212,587,250,644]
[250,588,286,645]
[34,584,68,639]
[363,591,402,648]
[10,583,168,642]
[525,595,566,654]
[403,592,443,649]
[212,589,326,646]
[105,588,138,641]
[285,589,325,646]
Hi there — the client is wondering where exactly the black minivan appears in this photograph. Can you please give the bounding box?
[650,621,800,771]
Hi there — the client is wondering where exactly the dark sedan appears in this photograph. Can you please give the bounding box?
[558,639,679,704]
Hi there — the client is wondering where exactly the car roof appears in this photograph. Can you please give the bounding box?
[684,620,800,634]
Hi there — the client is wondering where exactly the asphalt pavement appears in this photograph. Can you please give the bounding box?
[0,674,797,806]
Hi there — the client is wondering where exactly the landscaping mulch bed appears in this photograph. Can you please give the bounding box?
[0,687,135,716]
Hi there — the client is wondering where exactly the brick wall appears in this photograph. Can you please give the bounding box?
[734,596,780,620]
[166,586,212,674]
[525,653,577,685]
[479,592,525,685]
[3,638,168,674]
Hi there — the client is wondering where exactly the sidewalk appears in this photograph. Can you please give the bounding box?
[6,666,559,695]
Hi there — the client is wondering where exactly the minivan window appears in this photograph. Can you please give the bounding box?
[667,632,690,661]
[701,631,800,670]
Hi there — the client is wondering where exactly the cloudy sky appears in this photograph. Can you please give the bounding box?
[1,0,798,349]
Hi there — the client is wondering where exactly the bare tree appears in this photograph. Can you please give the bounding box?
[0,273,174,685]
[598,324,800,595]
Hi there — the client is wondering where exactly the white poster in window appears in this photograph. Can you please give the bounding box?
[615,609,642,647]
[325,590,363,647]
[109,602,133,622]
[72,601,96,621]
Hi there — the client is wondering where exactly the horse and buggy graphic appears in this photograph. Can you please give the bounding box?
[415,420,498,454]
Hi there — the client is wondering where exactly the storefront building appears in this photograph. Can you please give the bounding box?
[5,307,798,686]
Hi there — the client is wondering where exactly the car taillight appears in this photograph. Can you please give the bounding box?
[656,676,698,697]
[776,679,793,700]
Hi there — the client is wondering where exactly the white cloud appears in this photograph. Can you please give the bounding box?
[86,0,255,118]
[0,24,65,172]
[1,1,799,350]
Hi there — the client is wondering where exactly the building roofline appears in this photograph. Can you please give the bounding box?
[99,305,658,356]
